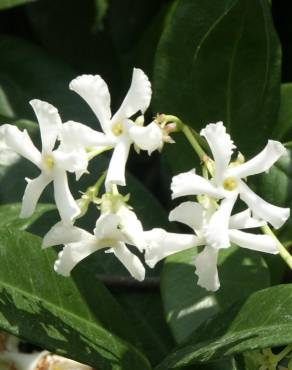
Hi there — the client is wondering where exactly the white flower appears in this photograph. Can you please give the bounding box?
[0,125,20,166]
[69,68,162,190]
[43,193,146,281]
[144,199,278,291]
[171,122,290,250]
[1,100,90,222]
[0,350,48,370]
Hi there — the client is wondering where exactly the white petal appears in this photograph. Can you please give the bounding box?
[3,124,41,167]
[43,354,92,369]
[239,181,290,229]
[53,168,80,222]
[144,228,204,268]
[30,99,61,153]
[69,74,111,133]
[229,229,278,254]
[105,139,131,190]
[117,205,146,251]
[169,201,204,231]
[229,209,265,230]
[20,174,52,218]
[94,213,124,241]
[194,246,220,292]
[0,125,20,166]
[227,140,287,179]
[203,194,237,249]
[0,350,48,370]
[43,222,92,248]
[54,238,97,276]
[110,242,145,281]
[111,68,151,123]
[53,148,88,176]
[128,122,162,154]
[60,120,114,150]
[171,169,225,199]
[200,122,235,184]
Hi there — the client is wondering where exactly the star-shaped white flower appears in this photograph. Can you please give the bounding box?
[43,194,146,281]
[171,122,290,250]
[144,199,278,291]
[1,100,88,222]
[69,68,163,190]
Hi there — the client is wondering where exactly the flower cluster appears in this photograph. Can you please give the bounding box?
[1,68,290,291]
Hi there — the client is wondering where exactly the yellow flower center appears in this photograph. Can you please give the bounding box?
[111,122,124,136]
[223,177,237,191]
[43,154,54,171]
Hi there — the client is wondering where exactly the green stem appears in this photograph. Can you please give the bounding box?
[284,140,292,149]
[274,344,292,362]
[182,125,206,159]
[262,224,292,269]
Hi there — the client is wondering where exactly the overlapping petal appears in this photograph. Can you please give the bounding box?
[169,201,204,231]
[30,99,61,153]
[111,68,151,123]
[69,74,111,133]
[229,230,278,254]
[128,122,162,154]
[144,228,204,268]
[171,169,225,199]
[229,209,264,229]
[200,122,235,185]
[239,180,290,229]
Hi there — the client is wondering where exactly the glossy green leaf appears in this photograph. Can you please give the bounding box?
[161,246,270,344]
[154,0,281,173]
[273,83,292,141]
[0,203,55,230]
[156,284,292,369]
[0,228,150,369]
[0,0,35,10]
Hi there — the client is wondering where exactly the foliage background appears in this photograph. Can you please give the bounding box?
[0,1,292,369]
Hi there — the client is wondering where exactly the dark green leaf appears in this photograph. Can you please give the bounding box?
[161,246,270,344]
[0,228,150,369]
[156,284,292,369]
[273,83,292,141]
[154,0,281,173]
[0,203,55,230]
[0,0,35,10]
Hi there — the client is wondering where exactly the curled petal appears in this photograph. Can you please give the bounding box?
[229,209,265,230]
[20,174,52,218]
[3,124,41,167]
[30,99,61,153]
[128,122,162,154]
[111,68,151,123]
[109,242,145,281]
[171,169,225,199]
[229,230,278,254]
[117,206,146,251]
[144,228,204,268]
[194,246,220,292]
[227,140,287,179]
[53,149,88,178]
[105,139,131,190]
[200,122,235,185]
[203,194,237,249]
[169,201,203,231]
[239,181,290,229]
[53,168,80,222]
[60,121,114,149]
[43,222,92,248]
[54,238,97,276]
[69,74,111,133]
[94,213,124,241]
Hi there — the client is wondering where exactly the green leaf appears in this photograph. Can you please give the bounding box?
[161,246,270,344]
[273,83,292,141]
[0,0,35,10]
[0,203,55,230]
[0,228,151,369]
[154,0,281,173]
[156,284,292,369]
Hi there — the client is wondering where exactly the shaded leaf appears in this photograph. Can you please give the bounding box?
[0,0,35,10]
[156,284,292,369]
[161,246,270,344]
[273,83,292,141]
[0,228,150,369]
